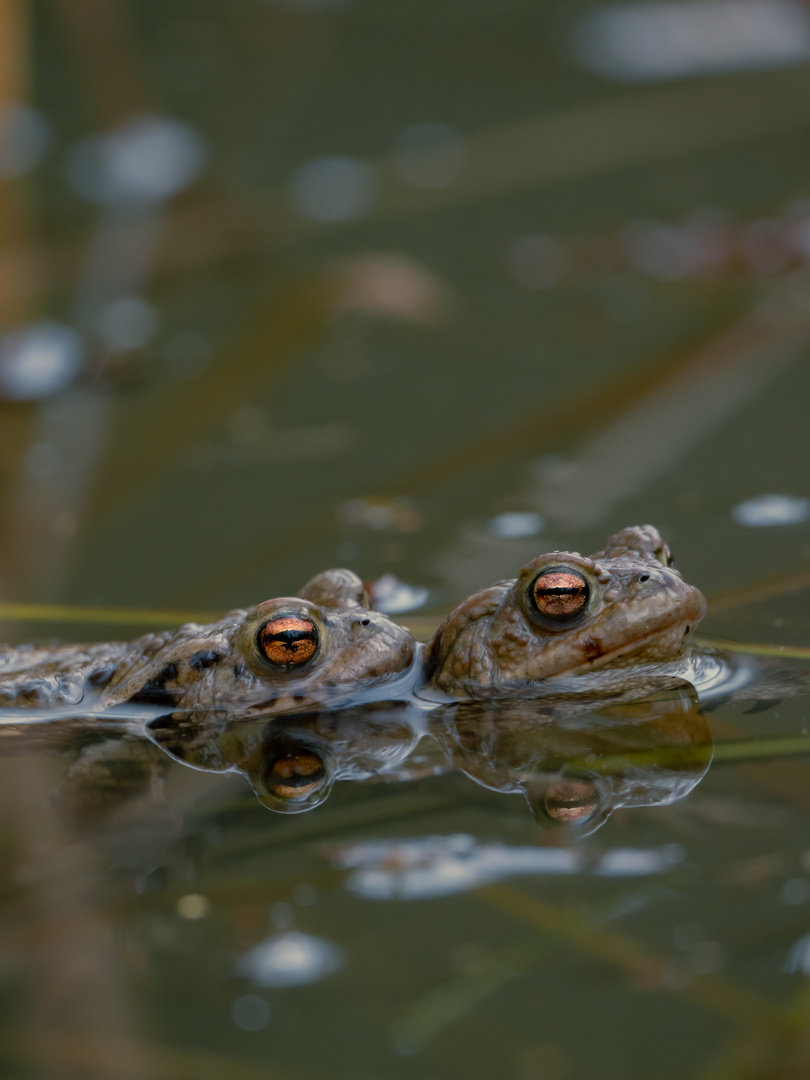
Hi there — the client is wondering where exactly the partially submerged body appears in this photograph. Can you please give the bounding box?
[423,525,708,698]
[2,526,807,823]
[0,569,416,718]
[0,526,794,720]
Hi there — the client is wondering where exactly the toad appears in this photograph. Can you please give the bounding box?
[424,525,706,697]
[0,568,416,716]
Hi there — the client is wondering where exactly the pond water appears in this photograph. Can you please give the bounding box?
[1,1,810,1077]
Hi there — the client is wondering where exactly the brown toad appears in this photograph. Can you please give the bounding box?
[424,525,706,697]
[0,568,416,716]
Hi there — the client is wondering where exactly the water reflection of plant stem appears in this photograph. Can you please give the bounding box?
[706,569,810,618]
[0,600,221,628]
[392,884,780,1052]
[565,735,810,777]
[698,637,810,661]
[478,886,777,1030]
[391,932,554,1052]
[0,600,448,643]
[696,975,810,1078]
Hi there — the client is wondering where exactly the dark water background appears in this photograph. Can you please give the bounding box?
[1,1,810,1077]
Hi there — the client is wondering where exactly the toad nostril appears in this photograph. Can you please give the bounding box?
[638,573,650,583]
[359,617,371,627]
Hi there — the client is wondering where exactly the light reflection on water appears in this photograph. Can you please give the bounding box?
[335,835,684,900]
[574,0,810,83]
[237,930,346,987]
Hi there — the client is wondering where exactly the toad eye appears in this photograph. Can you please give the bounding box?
[265,750,326,800]
[257,615,320,667]
[531,569,589,620]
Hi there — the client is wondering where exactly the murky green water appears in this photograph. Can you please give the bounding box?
[1,1,810,1077]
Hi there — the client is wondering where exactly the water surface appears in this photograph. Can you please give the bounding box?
[1,1,810,1076]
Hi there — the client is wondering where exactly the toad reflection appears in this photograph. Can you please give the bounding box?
[430,683,712,835]
[146,700,423,813]
[138,681,711,831]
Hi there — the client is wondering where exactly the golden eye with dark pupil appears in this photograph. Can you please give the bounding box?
[257,616,319,666]
[265,751,325,800]
[543,779,598,823]
[531,570,589,619]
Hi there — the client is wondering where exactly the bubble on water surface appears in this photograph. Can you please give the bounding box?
[334,836,683,900]
[290,156,376,222]
[0,322,83,400]
[66,115,205,204]
[574,0,810,83]
[237,931,345,988]
[97,296,159,350]
[371,574,429,614]
[731,494,810,527]
[176,893,210,919]
[339,497,422,532]
[231,994,270,1031]
[489,512,544,539]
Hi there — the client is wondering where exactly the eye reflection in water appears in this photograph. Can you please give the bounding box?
[542,779,600,824]
[263,747,327,802]
[145,699,423,814]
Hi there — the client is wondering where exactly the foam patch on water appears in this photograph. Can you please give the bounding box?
[237,931,345,988]
[732,493,810,526]
[332,835,683,900]
[488,512,544,539]
[574,0,810,83]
